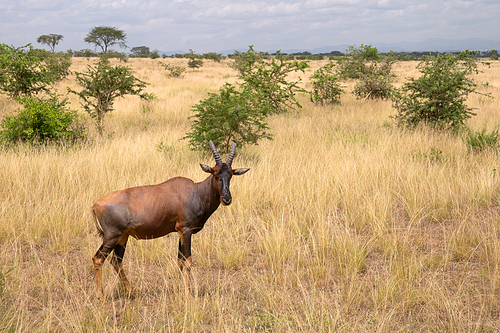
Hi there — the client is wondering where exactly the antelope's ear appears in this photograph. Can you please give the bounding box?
[233,168,250,175]
[200,164,214,174]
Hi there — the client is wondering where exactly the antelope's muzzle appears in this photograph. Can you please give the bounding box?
[221,190,232,206]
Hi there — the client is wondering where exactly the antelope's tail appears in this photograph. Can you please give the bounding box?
[92,208,104,238]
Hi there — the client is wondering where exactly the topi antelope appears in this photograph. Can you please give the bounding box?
[91,141,249,298]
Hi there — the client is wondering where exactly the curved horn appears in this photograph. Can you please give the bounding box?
[226,142,236,166]
[209,140,223,165]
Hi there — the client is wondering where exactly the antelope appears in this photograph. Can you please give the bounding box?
[91,141,249,298]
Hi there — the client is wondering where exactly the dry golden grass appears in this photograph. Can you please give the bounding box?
[0,57,499,332]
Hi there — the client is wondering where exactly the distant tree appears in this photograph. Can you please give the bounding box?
[84,26,127,53]
[37,34,64,52]
[203,52,223,62]
[98,51,128,62]
[130,46,150,57]
[150,49,160,59]
[186,49,203,70]
[70,49,97,58]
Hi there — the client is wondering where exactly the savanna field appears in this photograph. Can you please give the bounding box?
[0,57,500,332]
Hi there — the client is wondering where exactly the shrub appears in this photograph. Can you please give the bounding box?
[392,51,487,130]
[464,127,500,152]
[228,47,265,76]
[70,49,98,58]
[310,62,343,105]
[150,50,160,59]
[99,51,128,62]
[69,58,149,135]
[353,60,395,100]
[0,44,71,98]
[336,44,378,79]
[187,58,203,70]
[185,46,308,152]
[186,49,203,70]
[237,46,310,115]
[160,63,186,78]
[203,52,223,62]
[184,83,272,152]
[0,95,86,144]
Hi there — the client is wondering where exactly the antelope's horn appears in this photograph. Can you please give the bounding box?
[226,142,236,166]
[209,140,223,165]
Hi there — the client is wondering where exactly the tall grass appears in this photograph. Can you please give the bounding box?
[0,58,499,331]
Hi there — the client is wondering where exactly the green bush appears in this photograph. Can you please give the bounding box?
[228,47,264,76]
[237,46,310,115]
[310,62,343,105]
[185,46,308,152]
[99,51,128,62]
[69,58,149,135]
[186,49,203,70]
[184,83,272,153]
[392,51,487,131]
[464,127,500,152]
[353,60,395,100]
[150,50,160,59]
[202,52,223,62]
[0,44,71,98]
[160,63,186,78]
[336,44,378,79]
[0,95,86,144]
[69,49,98,58]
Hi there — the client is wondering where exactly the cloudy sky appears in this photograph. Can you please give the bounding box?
[1,0,499,53]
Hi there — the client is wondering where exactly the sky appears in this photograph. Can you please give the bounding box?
[1,0,499,54]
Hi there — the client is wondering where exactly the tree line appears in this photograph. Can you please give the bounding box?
[34,25,500,61]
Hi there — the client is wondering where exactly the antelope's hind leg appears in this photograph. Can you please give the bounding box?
[92,237,119,299]
[111,238,134,297]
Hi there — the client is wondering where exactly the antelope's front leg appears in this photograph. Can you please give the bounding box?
[178,230,193,295]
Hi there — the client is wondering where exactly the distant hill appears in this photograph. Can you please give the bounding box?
[159,38,500,56]
[302,38,500,54]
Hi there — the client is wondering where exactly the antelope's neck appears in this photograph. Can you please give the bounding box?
[196,175,221,214]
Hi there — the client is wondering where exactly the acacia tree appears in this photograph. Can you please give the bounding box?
[69,58,149,135]
[37,34,64,52]
[130,46,150,57]
[84,26,127,53]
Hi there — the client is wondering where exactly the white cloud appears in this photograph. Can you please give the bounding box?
[0,0,499,53]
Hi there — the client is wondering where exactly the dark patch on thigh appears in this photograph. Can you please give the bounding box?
[111,243,127,266]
